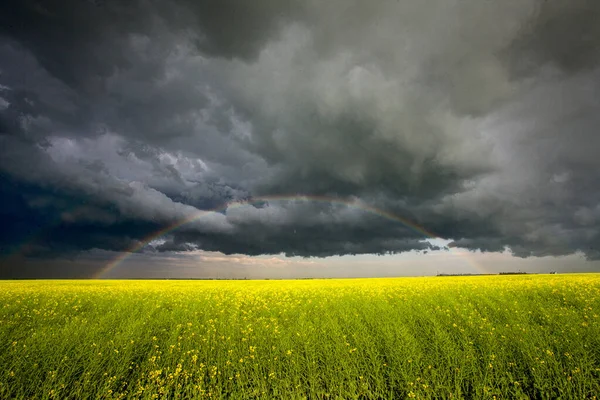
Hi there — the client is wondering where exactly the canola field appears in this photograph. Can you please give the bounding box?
[1,275,599,399]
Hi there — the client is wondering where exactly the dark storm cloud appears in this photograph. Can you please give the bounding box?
[507,0,600,75]
[1,0,600,269]
[161,200,436,257]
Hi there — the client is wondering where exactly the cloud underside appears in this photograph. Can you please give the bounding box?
[1,0,600,261]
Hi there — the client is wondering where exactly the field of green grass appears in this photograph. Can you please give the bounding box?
[1,275,599,399]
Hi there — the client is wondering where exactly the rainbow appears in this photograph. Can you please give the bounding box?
[95,195,482,278]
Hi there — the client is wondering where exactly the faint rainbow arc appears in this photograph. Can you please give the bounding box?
[95,195,483,278]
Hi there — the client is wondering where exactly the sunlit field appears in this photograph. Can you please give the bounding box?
[1,275,599,399]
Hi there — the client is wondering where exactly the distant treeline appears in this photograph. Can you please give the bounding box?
[437,272,557,276]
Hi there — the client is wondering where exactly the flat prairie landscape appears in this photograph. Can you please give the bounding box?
[1,275,599,399]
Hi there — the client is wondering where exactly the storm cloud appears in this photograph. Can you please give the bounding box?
[1,0,600,268]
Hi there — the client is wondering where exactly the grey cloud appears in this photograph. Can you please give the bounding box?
[507,0,600,75]
[431,67,600,258]
[185,0,306,60]
[1,0,600,267]
[0,136,229,229]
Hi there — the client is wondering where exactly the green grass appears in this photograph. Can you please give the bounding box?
[1,274,599,399]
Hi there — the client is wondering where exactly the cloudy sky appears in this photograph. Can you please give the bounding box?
[1,0,600,279]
